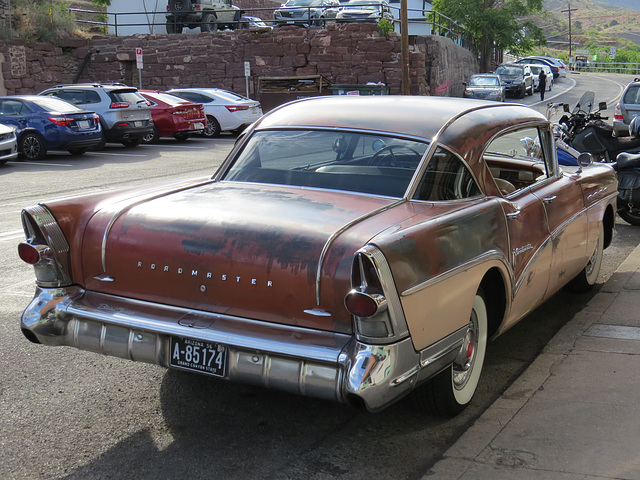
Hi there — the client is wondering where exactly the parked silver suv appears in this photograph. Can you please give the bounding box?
[613,78,640,137]
[39,83,153,148]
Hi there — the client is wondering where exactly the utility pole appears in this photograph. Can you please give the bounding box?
[561,2,578,68]
[400,0,410,94]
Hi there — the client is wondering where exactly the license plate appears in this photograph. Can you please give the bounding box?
[134,121,143,127]
[169,336,227,377]
[193,122,204,129]
[77,120,90,129]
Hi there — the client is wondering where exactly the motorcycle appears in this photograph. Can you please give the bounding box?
[550,102,640,226]
[556,91,640,162]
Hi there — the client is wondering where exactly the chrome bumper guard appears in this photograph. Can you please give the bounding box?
[21,286,465,412]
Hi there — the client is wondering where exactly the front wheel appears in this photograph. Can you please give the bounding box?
[201,13,218,32]
[412,288,488,417]
[142,126,159,144]
[20,132,47,160]
[519,85,526,99]
[565,223,604,292]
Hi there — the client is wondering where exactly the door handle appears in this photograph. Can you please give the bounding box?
[506,210,521,220]
[543,195,557,204]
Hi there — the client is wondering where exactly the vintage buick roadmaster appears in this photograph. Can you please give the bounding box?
[19,96,617,416]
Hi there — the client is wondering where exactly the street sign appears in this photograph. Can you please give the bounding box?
[136,48,143,69]
[610,46,617,60]
[244,61,250,77]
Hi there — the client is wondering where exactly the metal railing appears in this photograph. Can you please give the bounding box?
[69,5,472,51]
[570,62,640,75]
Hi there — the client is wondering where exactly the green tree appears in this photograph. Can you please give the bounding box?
[431,0,546,72]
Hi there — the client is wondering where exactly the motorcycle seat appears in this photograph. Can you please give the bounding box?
[616,152,640,170]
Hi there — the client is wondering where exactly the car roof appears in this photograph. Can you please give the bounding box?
[255,95,546,153]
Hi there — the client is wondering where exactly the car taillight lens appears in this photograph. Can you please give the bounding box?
[110,102,130,109]
[226,106,249,112]
[18,241,49,264]
[345,290,385,317]
[48,116,74,126]
[614,103,623,120]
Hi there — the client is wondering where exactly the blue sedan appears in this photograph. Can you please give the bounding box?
[0,96,102,160]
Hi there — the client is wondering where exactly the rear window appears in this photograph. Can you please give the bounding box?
[223,129,429,198]
[109,90,147,105]
[623,85,640,105]
[32,97,84,113]
[144,92,192,106]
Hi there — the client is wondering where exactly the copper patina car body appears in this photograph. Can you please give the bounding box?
[18,96,617,416]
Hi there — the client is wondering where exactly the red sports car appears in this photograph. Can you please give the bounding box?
[138,90,206,143]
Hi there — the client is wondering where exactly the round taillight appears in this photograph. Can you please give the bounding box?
[18,242,42,265]
[345,290,379,317]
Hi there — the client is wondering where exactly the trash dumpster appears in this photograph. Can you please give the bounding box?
[330,83,390,96]
[257,75,332,112]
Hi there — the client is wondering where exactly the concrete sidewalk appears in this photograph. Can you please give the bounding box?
[426,243,640,480]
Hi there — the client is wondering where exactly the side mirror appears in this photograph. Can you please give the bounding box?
[563,103,570,112]
[598,101,607,111]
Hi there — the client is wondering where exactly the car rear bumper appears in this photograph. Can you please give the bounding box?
[104,122,154,142]
[21,286,465,412]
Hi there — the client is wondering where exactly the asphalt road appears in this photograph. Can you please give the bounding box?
[1,72,640,480]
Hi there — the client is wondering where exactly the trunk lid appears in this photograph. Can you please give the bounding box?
[78,181,416,333]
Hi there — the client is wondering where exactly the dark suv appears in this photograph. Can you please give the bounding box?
[495,64,534,99]
[39,83,153,148]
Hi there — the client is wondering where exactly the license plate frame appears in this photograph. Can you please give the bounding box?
[169,336,227,377]
[77,120,90,129]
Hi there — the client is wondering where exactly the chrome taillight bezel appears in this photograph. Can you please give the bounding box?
[20,205,72,288]
[346,246,409,344]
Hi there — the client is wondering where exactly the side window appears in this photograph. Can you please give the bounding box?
[57,90,85,105]
[0,99,26,115]
[85,91,102,104]
[484,126,555,196]
[413,146,480,201]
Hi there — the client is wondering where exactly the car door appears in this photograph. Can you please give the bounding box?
[484,126,552,323]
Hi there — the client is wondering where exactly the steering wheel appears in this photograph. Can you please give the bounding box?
[369,145,422,167]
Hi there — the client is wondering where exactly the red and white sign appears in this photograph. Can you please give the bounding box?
[136,48,143,69]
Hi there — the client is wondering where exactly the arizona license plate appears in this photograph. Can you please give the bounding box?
[169,336,227,377]
[77,120,90,129]
[193,122,204,129]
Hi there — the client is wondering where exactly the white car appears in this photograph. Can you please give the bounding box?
[167,88,263,137]
[527,64,553,92]
[0,123,18,165]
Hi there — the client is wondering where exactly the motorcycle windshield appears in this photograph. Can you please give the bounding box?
[573,91,595,115]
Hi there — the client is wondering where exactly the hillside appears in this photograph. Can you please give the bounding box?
[540,0,640,54]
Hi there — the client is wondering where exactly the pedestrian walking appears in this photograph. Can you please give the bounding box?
[539,70,547,101]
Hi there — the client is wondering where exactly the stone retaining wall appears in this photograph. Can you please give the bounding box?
[0,23,477,100]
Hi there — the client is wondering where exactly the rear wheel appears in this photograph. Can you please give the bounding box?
[166,19,184,34]
[412,288,488,417]
[202,115,221,138]
[565,223,604,292]
[19,132,47,161]
[122,138,142,148]
[68,148,88,155]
